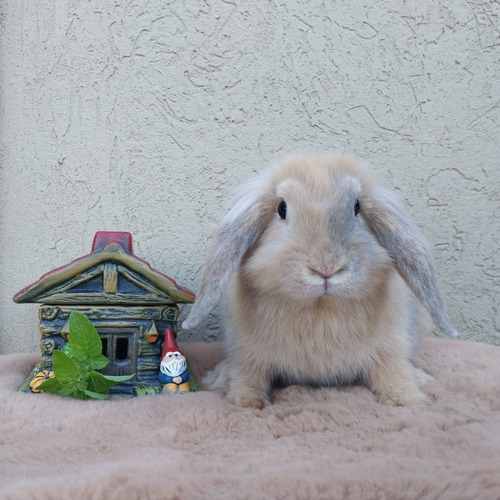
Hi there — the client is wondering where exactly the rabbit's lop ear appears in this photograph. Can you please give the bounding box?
[182,174,272,330]
[365,187,458,337]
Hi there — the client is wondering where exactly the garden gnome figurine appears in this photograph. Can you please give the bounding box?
[158,328,190,393]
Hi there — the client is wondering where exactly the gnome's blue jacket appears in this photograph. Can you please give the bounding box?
[158,368,190,385]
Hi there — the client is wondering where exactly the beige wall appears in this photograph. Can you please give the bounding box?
[1,0,499,354]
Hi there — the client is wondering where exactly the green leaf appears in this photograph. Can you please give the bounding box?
[72,390,91,400]
[37,376,89,399]
[84,390,110,400]
[56,380,88,398]
[88,371,118,393]
[90,355,110,370]
[101,374,135,382]
[88,371,134,392]
[36,377,62,393]
[51,350,81,381]
[61,343,72,357]
[67,311,103,366]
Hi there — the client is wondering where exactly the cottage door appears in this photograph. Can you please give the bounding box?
[98,328,138,379]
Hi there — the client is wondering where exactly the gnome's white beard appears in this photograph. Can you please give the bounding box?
[160,357,187,377]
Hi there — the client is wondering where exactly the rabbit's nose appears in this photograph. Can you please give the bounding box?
[307,260,348,280]
[307,266,329,280]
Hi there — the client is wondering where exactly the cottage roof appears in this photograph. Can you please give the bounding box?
[13,232,195,306]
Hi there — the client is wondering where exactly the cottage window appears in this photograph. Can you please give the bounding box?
[97,328,137,379]
[101,337,109,358]
[116,337,129,361]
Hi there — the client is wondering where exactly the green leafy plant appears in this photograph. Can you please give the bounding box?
[38,311,134,400]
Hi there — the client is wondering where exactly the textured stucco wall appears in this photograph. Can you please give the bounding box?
[1,0,499,355]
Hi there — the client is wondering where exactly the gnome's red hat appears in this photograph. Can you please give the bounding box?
[161,328,182,359]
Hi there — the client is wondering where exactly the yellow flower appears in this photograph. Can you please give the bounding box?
[29,370,54,393]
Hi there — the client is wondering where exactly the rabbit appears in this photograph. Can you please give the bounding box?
[182,153,457,409]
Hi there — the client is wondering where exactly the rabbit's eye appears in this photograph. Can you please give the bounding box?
[277,200,287,220]
[354,199,361,216]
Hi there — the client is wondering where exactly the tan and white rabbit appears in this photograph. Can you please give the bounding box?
[183,154,457,408]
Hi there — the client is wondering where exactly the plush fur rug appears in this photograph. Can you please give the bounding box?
[1,338,499,500]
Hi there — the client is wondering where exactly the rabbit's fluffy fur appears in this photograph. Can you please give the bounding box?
[183,154,456,408]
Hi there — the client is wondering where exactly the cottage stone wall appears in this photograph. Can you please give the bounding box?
[1,1,499,353]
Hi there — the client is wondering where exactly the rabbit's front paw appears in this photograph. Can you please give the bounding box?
[227,387,269,409]
[379,387,432,407]
[413,367,434,386]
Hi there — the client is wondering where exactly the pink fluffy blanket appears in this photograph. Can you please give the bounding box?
[1,338,499,500]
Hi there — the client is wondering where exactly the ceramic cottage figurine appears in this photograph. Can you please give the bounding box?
[158,327,190,393]
[14,231,196,396]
